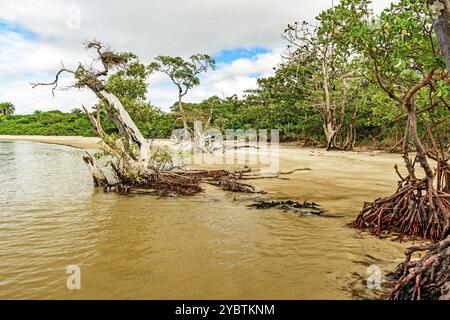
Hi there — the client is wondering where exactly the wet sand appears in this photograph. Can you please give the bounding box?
[0,135,100,149]
[0,134,406,214]
[0,136,421,299]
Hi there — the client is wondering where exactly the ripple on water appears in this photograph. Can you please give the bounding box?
[0,141,407,299]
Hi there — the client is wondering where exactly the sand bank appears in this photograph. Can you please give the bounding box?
[0,134,410,215]
[0,135,100,149]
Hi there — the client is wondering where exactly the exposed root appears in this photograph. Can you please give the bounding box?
[386,236,450,300]
[87,158,266,196]
[118,172,203,196]
[350,176,450,241]
[248,199,324,215]
[206,179,258,193]
[438,160,450,193]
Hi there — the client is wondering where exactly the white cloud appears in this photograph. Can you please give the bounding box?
[0,0,395,113]
[149,49,282,108]
[0,78,96,114]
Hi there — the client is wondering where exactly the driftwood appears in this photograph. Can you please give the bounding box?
[248,199,324,215]
[82,152,108,187]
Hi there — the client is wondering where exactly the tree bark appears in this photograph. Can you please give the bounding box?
[98,90,152,171]
[401,69,436,179]
[343,104,358,150]
[430,0,450,73]
[178,89,188,130]
[324,122,337,150]
[405,101,434,179]
[83,152,109,187]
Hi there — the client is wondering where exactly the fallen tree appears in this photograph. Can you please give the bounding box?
[31,41,259,196]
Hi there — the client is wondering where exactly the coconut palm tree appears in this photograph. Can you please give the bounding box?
[0,102,15,115]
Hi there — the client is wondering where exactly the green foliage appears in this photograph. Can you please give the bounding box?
[0,106,176,139]
[150,145,174,171]
[0,109,94,136]
[148,54,215,96]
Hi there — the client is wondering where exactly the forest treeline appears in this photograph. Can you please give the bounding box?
[0,93,420,149]
[1,0,449,152]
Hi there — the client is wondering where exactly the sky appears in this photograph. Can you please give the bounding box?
[0,0,393,114]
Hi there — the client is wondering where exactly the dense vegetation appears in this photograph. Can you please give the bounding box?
[1,90,445,151]
[0,88,434,148]
[0,107,175,137]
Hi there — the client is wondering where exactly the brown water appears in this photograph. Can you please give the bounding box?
[0,141,411,299]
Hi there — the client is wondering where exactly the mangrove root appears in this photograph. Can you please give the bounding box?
[386,236,450,300]
[86,161,267,196]
[350,176,450,241]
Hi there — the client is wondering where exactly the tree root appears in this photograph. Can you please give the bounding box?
[386,236,450,300]
[350,177,450,241]
[205,179,258,193]
[86,154,266,196]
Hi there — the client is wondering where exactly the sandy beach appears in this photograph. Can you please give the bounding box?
[0,134,408,214]
[0,135,419,299]
[0,135,101,149]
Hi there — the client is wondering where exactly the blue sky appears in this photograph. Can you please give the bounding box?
[0,20,36,39]
[214,47,270,64]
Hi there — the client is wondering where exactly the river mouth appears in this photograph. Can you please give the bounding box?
[0,140,412,299]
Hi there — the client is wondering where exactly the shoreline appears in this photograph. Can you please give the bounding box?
[0,134,405,214]
[0,135,412,300]
[0,134,394,154]
[0,135,101,149]
[0,134,415,299]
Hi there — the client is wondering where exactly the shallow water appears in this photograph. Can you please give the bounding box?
[0,141,409,299]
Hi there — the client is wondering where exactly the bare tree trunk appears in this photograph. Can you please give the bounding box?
[83,152,109,187]
[401,69,436,179]
[401,116,418,180]
[405,100,434,179]
[343,105,358,151]
[324,123,337,150]
[98,90,152,172]
[430,0,450,73]
[320,48,337,151]
[178,90,188,130]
